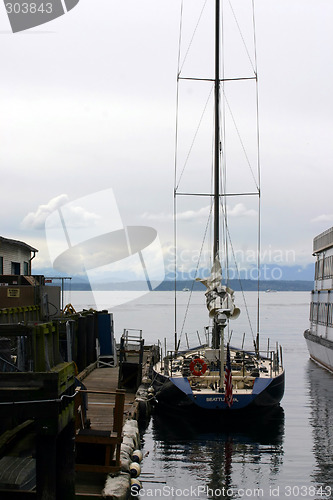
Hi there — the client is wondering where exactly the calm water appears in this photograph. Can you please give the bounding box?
[69,290,333,499]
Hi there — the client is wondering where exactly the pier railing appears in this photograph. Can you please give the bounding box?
[118,329,144,391]
[74,387,126,474]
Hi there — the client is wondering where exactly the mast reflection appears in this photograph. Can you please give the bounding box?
[150,407,285,498]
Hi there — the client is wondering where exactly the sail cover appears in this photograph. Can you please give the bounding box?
[197,258,240,319]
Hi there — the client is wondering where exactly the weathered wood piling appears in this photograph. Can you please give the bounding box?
[0,304,155,499]
[0,320,76,499]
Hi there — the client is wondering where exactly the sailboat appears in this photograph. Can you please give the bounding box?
[152,0,284,414]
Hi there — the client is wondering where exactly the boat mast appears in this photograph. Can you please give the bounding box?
[213,0,220,263]
[212,0,222,351]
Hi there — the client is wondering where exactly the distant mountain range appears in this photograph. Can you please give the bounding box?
[43,277,313,292]
[36,263,315,292]
[156,279,313,292]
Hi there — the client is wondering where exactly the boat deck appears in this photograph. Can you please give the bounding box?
[155,345,284,397]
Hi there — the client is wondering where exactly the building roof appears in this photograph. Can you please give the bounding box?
[0,236,38,253]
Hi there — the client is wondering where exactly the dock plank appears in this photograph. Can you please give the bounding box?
[75,366,137,497]
[77,367,135,431]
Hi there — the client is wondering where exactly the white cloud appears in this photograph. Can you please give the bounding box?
[141,206,210,222]
[22,193,104,232]
[311,214,333,223]
[177,206,211,221]
[60,205,102,229]
[141,211,173,222]
[21,194,69,230]
[228,203,257,218]
[141,203,256,222]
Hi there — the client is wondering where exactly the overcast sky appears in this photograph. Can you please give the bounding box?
[0,0,332,281]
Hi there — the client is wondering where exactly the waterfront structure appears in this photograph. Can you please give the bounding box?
[0,235,38,276]
[304,227,333,372]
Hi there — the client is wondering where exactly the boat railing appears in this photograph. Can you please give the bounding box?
[162,344,283,379]
[162,350,181,376]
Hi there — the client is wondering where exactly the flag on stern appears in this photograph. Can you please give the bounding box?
[224,344,233,407]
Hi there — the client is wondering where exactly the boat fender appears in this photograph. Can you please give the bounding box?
[132,449,143,463]
[189,357,207,376]
[131,478,142,494]
[130,462,141,478]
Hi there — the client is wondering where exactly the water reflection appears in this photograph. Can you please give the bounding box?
[140,407,284,499]
[306,361,333,494]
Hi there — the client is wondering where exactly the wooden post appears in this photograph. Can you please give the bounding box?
[36,432,57,500]
[56,420,75,500]
[118,337,125,388]
[136,339,144,389]
[85,314,95,365]
[77,316,87,372]
[113,389,125,434]
[113,389,125,468]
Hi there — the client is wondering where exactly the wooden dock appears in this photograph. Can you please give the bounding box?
[75,365,138,499]
[77,366,137,429]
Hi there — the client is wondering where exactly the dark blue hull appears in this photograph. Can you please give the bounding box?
[152,370,285,415]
